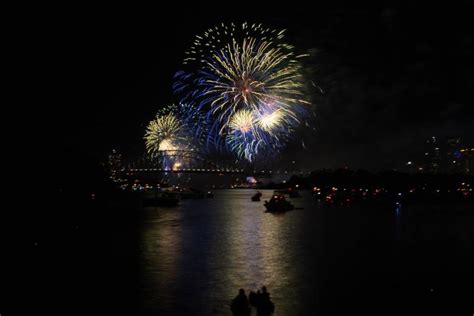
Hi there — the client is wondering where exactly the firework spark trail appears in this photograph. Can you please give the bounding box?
[226,110,262,162]
[172,23,311,161]
[144,112,185,157]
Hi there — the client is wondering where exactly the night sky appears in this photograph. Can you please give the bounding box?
[57,3,474,170]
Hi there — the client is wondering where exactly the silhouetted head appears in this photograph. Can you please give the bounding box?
[239,288,245,295]
[261,286,267,293]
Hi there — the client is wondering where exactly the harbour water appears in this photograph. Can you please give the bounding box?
[25,187,473,315]
[135,189,473,315]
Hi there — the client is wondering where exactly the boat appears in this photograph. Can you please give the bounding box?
[264,194,294,212]
[273,188,301,198]
[143,191,179,207]
[179,188,205,199]
[251,191,262,201]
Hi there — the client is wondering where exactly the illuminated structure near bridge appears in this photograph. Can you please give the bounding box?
[126,149,306,177]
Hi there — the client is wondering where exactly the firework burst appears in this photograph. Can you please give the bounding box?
[175,23,308,123]
[144,112,185,157]
[226,110,261,162]
[173,22,311,161]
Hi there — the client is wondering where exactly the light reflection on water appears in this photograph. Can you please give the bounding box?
[141,210,183,312]
[137,189,473,315]
[139,189,315,315]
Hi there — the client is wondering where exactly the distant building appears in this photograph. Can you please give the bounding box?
[408,137,471,174]
[446,137,463,173]
[459,148,473,174]
[424,136,441,173]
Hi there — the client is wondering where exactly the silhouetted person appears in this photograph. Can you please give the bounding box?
[231,288,250,315]
[256,286,274,315]
[261,286,270,301]
[249,290,258,307]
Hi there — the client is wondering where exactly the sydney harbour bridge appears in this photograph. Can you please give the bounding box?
[109,149,305,183]
[126,150,298,176]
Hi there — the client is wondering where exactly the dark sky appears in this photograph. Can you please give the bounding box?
[56,2,474,170]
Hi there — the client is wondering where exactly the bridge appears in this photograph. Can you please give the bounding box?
[123,150,307,177]
[128,167,296,176]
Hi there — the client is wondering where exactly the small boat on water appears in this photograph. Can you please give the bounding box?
[143,191,179,207]
[251,191,262,201]
[274,188,301,198]
[264,194,294,212]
